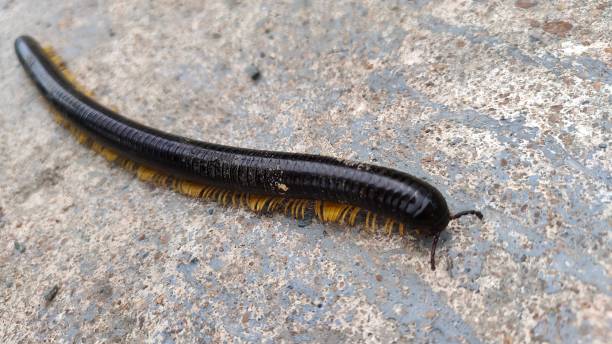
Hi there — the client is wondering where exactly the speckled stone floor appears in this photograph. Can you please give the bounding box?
[0,1,610,343]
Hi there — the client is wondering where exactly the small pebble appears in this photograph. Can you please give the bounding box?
[543,20,573,37]
[245,65,261,81]
[14,241,26,253]
[44,285,60,304]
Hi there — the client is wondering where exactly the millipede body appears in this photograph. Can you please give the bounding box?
[14,35,482,270]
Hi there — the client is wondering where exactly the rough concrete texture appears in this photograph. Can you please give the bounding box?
[0,0,610,343]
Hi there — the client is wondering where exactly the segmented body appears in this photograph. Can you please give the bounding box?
[15,35,482,270]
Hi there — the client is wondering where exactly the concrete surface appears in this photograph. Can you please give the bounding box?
[0,0,610,343]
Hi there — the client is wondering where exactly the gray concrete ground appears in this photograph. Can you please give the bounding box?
[0,1,610,343]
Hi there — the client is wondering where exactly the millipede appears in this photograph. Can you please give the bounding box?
[14,35,483,270]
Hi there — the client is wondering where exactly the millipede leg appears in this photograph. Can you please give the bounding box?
[430,233,440,271]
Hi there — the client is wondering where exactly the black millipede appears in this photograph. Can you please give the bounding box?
[14,35,483,270]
